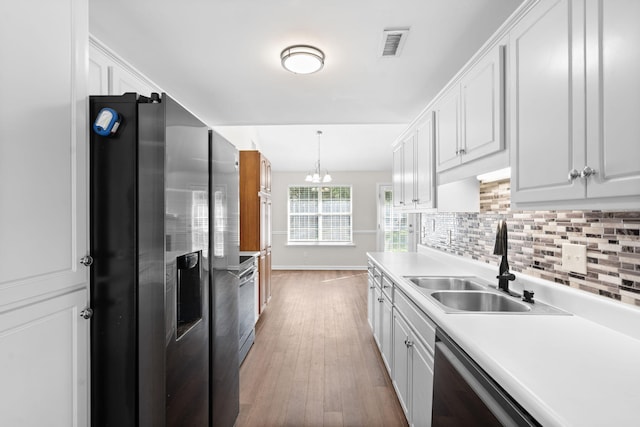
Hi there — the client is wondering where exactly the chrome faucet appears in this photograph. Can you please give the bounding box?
[493,219,516,294]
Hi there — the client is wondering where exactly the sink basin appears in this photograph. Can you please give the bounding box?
[407,277,486,291]
[430,291,531,313]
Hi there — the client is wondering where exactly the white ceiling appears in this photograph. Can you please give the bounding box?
[89,0,523,172]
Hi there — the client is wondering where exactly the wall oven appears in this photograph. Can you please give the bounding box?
[432,328,540,427]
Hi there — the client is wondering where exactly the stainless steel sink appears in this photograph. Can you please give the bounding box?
[406,277,486,291]
[430,291,531,313]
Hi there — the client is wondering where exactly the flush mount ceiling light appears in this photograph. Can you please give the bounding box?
[281,45,325,74]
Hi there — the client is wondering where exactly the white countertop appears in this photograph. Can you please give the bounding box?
[368,249,640,427]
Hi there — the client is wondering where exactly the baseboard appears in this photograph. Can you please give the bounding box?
[273,265,367,271]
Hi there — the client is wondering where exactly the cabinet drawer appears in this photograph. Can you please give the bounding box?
[381,275,393,300]
[368,264,382,286]
[395,287,436,353]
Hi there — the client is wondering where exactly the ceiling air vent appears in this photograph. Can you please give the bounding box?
[381,28,410,57]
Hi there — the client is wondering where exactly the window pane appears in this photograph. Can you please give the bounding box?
[289,214,318,240]
[321,215,351,241]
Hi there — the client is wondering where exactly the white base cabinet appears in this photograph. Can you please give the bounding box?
[368,259,435,427]
[392,288,435,427]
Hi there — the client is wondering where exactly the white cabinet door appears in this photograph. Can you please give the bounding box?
[402,133,416,207]
[111,66,158,97]
[510,0,586,205]
[435,85,461,171]
[373,287,382,348]
[392,311,411,419]
[392,143,404,208]
[0,289,89,427]
[410,338,434,427]
[461,44,505,163]
[415,112,436,209]
[89,38,160,97]
[89,43,111,95]
[367,271,376,331]
[585,0,640,199]
[0,0,89,299]
[380,293,394,374]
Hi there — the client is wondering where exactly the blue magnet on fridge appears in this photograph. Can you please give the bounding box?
[93,108,121,136]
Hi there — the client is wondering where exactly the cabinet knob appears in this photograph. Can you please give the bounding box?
[581,166,597,178]
[80,255,93,267]
[378,297,384,303]
[567,169,580,181]
[80,308,93,320]
[459,148,466,155]
[404,338,414,348]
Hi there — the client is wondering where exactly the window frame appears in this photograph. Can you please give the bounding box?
[287,184,354,246]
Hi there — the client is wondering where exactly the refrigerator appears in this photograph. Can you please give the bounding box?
[89,93,239,427]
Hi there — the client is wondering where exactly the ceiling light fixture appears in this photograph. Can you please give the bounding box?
[305,130,332,184]
[281,45,325,74]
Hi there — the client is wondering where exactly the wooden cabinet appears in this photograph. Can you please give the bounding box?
[392,112,436,210]
[0,0,89,424]
[240,150,272,314]
[510,0,640,209]
[435,43,505,172]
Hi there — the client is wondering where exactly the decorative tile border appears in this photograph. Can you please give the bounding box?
[421,179,640,307]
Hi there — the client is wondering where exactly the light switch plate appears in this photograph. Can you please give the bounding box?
[562,243,587,274]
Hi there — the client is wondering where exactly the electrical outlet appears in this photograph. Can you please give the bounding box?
[562,243,587,274]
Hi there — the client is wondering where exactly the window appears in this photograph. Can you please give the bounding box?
[288,185,352,244]
[382,187,408,252]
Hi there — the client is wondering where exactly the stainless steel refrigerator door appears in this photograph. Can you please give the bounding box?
[163,95,210,427]
[210,130,240,427]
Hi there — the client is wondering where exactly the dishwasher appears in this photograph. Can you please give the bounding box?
[432,328,540,427]
[238,254,258,364]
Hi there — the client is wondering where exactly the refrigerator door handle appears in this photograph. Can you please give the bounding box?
[177,252,199,270]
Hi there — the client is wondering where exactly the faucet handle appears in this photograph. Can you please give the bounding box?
[522,290,535,304]
[496,271,516,281]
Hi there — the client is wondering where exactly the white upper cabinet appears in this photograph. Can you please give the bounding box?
[392,143,405,208]
[402,133,416,207]
[89,38,160,97]
[414,112,436,209]
[584,0,640,201]
[511,0,640,209]
[434,86,460,171]
[510,0,585,205]
[460,44,505,164]
[436,43,505,172]
[392,111,436,211]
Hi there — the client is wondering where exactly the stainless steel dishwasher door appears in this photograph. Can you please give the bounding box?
[431,329,540,427]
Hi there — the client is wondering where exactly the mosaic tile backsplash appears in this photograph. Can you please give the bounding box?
[420,179,640,307]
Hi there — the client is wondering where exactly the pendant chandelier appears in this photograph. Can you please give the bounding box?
[305,130,332,184]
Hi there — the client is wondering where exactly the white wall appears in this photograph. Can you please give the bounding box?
[271,171,390,269]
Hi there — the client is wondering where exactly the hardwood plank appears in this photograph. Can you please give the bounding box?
[237,270,407,427]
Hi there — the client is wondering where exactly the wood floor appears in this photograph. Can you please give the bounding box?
[236,270,408,427]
